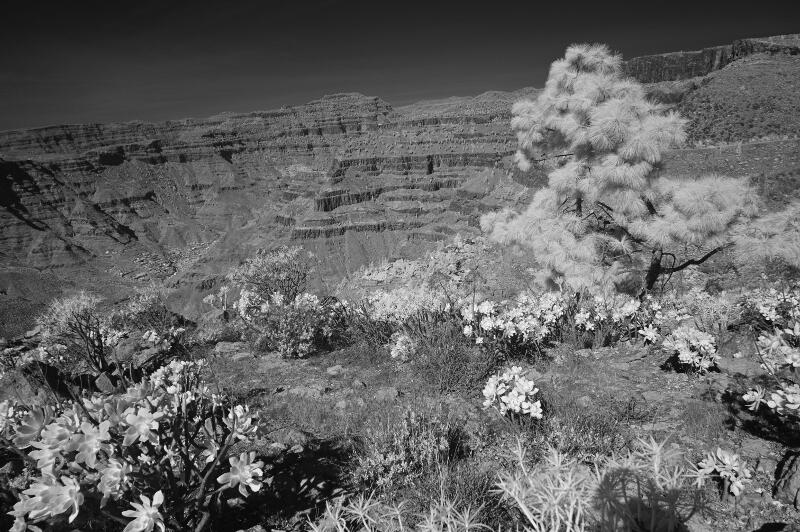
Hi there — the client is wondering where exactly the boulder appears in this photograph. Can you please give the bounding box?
[114,337,140,363]
[774,452,800,508]
[94,373,116,393]
[134,346,162,367]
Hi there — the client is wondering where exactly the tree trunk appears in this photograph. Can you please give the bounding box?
[644,250,663,291]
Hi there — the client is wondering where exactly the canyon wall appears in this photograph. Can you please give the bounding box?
[623,34,800,83]
[1,35,799,325]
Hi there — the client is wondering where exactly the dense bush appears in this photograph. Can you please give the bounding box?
[351,407,468,494]
[227,245,314,303]
[218,246,344,358]
[237,291,342,358]
[112,284,179,337]
[405,315,493,394]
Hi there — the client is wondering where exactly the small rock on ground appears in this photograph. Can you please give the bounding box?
[326,364,344,376]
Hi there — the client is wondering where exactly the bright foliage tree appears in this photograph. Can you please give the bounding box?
[483,44,758,292]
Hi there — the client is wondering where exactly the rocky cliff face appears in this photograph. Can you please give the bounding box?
[0,89,541,320]
[1,35,799,325]
[623,34,800,83]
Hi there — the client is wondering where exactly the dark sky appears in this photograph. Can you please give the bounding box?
[1,0,798,130]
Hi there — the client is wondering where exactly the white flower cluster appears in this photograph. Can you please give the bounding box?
[482,366,543,418]
[662,325,719,373]
[2,360,263,531]
[696,448,751,496]
[388,332,416,363]
[573,294,640,332]
[461,294,567,348]
[635,294,692,344]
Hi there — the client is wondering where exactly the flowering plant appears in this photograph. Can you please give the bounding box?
[461,293,567,357]
[482,366,543,419]
[632,294,691,345]
[387,332,416,363]
[565,293,642,347]
[695,448,751,497]
[2,360,265,532]
[739,284,800,330]
[662,326,719,373]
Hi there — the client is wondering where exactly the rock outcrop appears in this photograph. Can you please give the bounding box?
[623,34,800,83]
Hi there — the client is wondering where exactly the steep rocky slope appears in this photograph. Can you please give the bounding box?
[1,34,799,331]
[623,33,800,82]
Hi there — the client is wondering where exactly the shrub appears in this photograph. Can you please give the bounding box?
[1,360,264,532]
[496,437,709,532]
[366,286,449,324]
[339,301,394,348]
[112,283,178,337]
[36,292,117,377]
[405,314,493,395]
[682,288,740,342]
[351,408,468,495]
[662,325,719,373]
[542,396,648,464]
[236,292,342,358]
[227,245,314,302]
[222,247,343,358]
[310,492,487,532]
